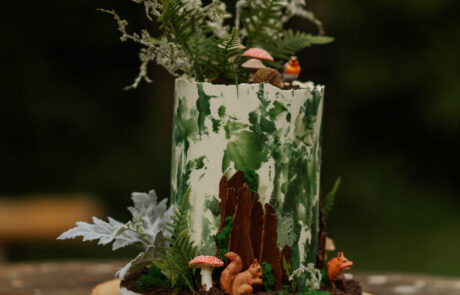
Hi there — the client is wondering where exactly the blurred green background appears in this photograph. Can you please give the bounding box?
[0,0,459,276]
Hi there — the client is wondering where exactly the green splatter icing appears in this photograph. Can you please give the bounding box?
[201,218,215,255]
[277,215,297,249]
[194,155,206,169]
[225,131,266,171]
[174,97,197,153]
[294,112,307,141]
[174,153,192,204]
[257,84,270,111]
[243,169,259,193]
[268,101,288,120]
[286,112,291,123]
[260,117,276,134]
[218,105,226,118]
[222,150,231,173]
[205,196,221,217]
[224,120,247,139]
[211,118,221,133]
[196,83,216,136]
[303,90,321,130]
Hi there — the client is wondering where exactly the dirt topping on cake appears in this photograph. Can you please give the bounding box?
[320,279,363,295]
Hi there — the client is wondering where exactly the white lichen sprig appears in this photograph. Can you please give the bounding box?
[282,0,325,35]
[58,190,174,278]
[132,0,162,19]
[99,0,233,87]
[289,263,323,291]
[205,0,231,38]
[235,0,326,37]
[97,8,189,89]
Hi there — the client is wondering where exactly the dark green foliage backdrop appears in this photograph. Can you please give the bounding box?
[0,0,459,275]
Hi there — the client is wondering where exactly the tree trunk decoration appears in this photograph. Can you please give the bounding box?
[228,184,255,270]
[260,203,283,291]
[250,198,264,260]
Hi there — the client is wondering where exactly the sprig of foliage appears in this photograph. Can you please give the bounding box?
[203,27,245,83]
[216,216,234,261]
[101,0,333,87]
[267,30,334,68]
[289,263,322,291]
[261,262,276,291]
[136,264,171,292]
[237,0,333,69]
[158,0,209,80]
[238,0,284,47]
[282,256,294,290]
[57,190,174,278]
[322,177,341,220]
[155,189,199,292]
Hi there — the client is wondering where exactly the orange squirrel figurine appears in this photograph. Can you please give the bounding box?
[327,252,354,289]
[220,252,263,295]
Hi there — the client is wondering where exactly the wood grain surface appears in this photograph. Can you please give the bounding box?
[0,261,459,295]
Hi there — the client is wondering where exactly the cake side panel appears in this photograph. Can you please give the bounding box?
[170,79,324,266]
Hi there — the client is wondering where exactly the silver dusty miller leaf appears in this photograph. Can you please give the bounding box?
[58,190,174,252]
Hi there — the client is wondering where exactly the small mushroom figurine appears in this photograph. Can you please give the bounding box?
[189,255,225,291]
[242,48,274,62]
[241,58,266,82]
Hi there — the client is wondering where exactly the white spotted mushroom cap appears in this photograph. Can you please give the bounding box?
[189,256,225,268]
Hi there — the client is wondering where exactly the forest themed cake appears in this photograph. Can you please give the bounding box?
[59,0,365,295]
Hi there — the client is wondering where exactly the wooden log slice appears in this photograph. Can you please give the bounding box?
[91,279,121,295]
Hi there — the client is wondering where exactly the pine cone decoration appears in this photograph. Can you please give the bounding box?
[253,68,284,89]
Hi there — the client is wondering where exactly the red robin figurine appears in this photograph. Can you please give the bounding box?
[282,56,301,88]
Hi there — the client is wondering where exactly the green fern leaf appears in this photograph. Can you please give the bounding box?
[323,177,341,220]
[155,188,199,292]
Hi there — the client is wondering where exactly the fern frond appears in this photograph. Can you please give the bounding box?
[155,188,199,291]
[323,177,341,220]
[164,188,191,238]
[239,0,284,47]
[201,27,244,82]
[260,30,334,69]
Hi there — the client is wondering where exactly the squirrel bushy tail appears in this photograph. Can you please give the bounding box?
[220,251,243,294]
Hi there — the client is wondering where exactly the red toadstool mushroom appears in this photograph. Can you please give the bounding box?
[242,48,274,62]
[189,255,225,291]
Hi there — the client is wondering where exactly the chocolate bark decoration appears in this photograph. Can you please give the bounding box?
[228,184,255,270]
[260,203,282,291]
[280,245,292,285]
[227,170,245,191]
[250,197,263,260]
[225,188,237,220]
[221,170,244,224]
[219,175,229,231]
[317,202,327,269]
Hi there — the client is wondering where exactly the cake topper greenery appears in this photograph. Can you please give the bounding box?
[99,0,333,89]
